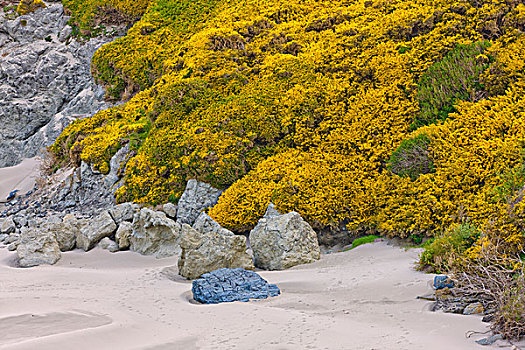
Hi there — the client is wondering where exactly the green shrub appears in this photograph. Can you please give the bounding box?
[388,133,434,181]
[350,235,381,249]
[418,223,480,273]
[413,41,492,130]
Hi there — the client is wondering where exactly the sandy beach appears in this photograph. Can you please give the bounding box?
[0,242,510,350]
[0,158,40,203]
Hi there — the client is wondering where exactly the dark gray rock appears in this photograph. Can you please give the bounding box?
[192,268,280,304]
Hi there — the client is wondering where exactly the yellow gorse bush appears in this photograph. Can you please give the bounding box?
[53,0,525,253]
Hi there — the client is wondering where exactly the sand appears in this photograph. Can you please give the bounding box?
[0,159,519,349]
[0,243,515,350]
[0,158,40,203]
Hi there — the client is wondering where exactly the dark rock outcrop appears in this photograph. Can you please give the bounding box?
[192,268,280,304]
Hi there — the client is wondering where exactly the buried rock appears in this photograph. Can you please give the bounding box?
[192,268,280,304]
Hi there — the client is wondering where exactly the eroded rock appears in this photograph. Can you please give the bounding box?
[98,237,119,253]
[176,179,222,225]
[115,221,132,250]
[0,3,114,168]
[178,213,254,279]
[130,208,184,258]
[249,203,320,270]
[17,227,61,267]
[192,268,280,304]
[76,211,117,251]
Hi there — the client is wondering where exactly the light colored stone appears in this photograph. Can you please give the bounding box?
[115,221,133,250]
[162,203,178,219]
[1,217,16,234]
[76,211,117,251]
[176,179,222,225]
[0,3,114,168]
[4,233,19,245]
[178,213,254,279]
[193,212,233,237]
[46,214,78,251]
[17,228,61,267]
[104,145,130,190]
[249,204,321,270]
[130,208,184,258]
[98,237,119,253]
[109,202,136,224]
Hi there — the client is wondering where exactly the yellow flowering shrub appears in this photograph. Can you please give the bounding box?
[16,0,45,15]
[54,0,525,251]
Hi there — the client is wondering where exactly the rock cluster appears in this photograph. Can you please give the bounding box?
[192,268,280,304]
[2,170,321,277]
[0,1,115,168]
[431,275,489,316]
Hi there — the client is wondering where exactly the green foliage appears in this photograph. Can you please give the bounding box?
[414,41,492,130]
[388,133,434,181]
[418,223,480,273]
[489,160,525,204]
[351,235,381,249]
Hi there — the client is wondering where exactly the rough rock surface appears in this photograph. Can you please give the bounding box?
[192,268,280,304]
[1,216,16,234]
[176,179,222,225]
[110,202,138,225]
[76,211,117,251]
[17,227,61,267]
[130,208,186,258]
[98,237,119,253]
[178,213,254,279]
[115,221,133,250]
[162,203,177,219]
[249,204,321,270]
[47,214,78,251]
[0,2,114,167]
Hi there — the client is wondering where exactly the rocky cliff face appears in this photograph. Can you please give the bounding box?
[0,1,112,168]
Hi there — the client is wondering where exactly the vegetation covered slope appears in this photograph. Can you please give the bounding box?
[54,0,525,248]
[51,0,525,337]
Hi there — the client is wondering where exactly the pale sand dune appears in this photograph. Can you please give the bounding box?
[0,243,514,350]
[0,158,40,203]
